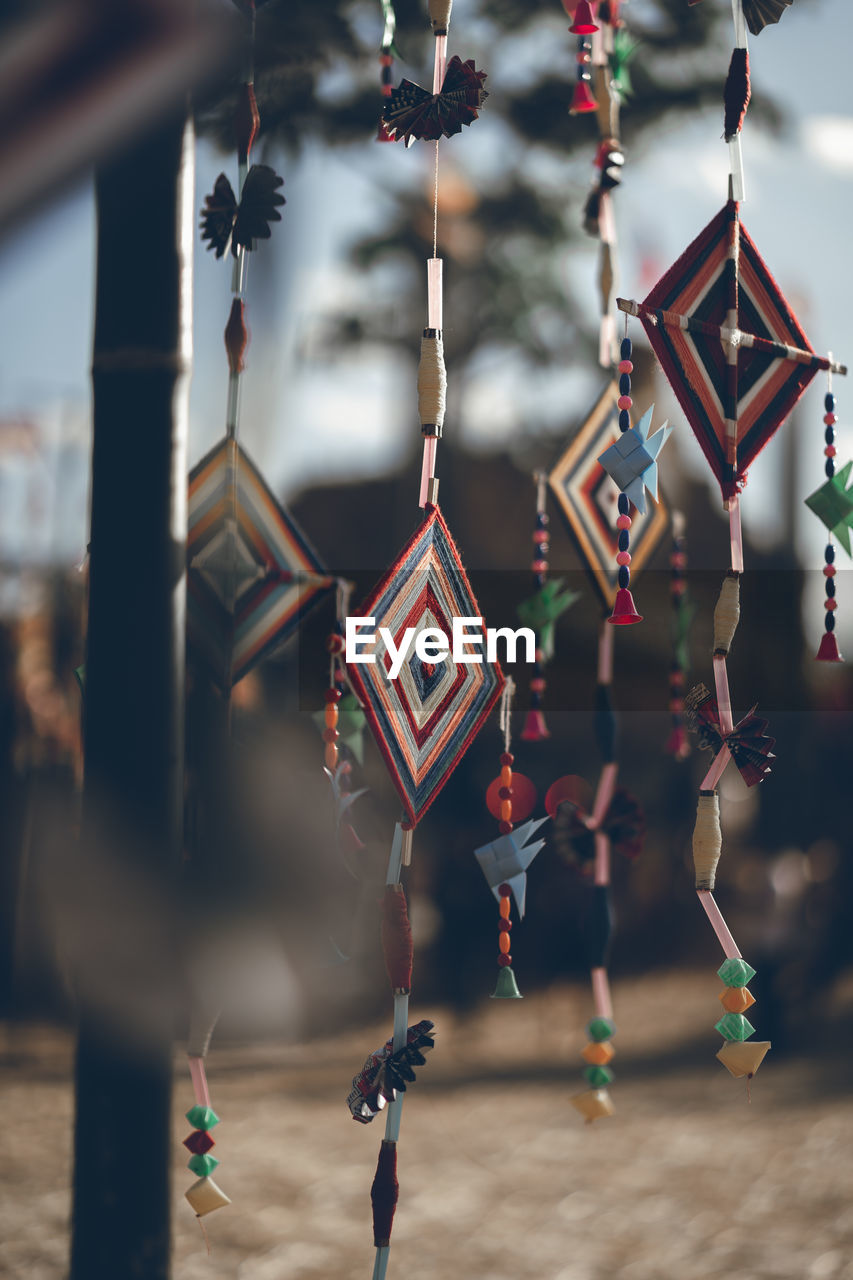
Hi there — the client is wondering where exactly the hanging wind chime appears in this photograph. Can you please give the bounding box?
[616,0,846,1086]
[345,5,497,1278]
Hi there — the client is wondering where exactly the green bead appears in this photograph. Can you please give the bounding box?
[715,1013,755,1041]
[583,1064,614,1087]
[587,1017,615,1042]
[185,1105,220,1131]
[717,958,756,987]
[188,1153,220,1177]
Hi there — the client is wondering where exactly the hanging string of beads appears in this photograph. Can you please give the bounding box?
[567,2,599,115]
[816,378,844,661]
[377,1,398,142]
[666,510,692,757]
[608,333,643,623]
[184,1014,230,1220]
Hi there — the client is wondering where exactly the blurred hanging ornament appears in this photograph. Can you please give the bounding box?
[382,55,488,143]
[200,165,285,258]
[684,683,775,787]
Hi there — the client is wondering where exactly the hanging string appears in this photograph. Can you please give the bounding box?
[498,676,516,755]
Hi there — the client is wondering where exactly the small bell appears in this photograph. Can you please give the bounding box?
[520,709,550,741]
[376,120,395,143]
[569,1,599,33]
[491,965,523,999]
[569,80,598,114]
[816,631,843,662]
[607,587,643,625]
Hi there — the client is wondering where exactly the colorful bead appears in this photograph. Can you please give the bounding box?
[583,1064,614,1087]
[185,1176,231,1217]
[718,986,756,1014]
[825,445,837,458]
[497,953,512,968]
[530,677,546,693]
[825,598,837,610]
[498,918,512,933]
[618,409,631,432]
[184,1130,215,1155]
[716,1040,771,1079]
[825,393,837,413]
[715,1013,756,1041]
[581,1041,615,1066]
[500,765,513,787]
[824,413,837,426]
[616,552,631,566]
[499,894,511,918]
[500,752,514,766]
[620,337,632,360]
[500,799,512,822]
[616,514,631,530]
[717,958,756,987]
[618,494,629,515]
[186,1105,220,1130]
[188,1153,220,1178]
[617,395,632,411]
[824,564,836,577]
[618,359,633,374]
[498,820,513,834]
[570,1088,614,1122]
[325,744,338,770]
[326,633,344,655]
[587,1017,615,1042]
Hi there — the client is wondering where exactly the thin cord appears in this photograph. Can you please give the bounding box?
[432,141,439,259]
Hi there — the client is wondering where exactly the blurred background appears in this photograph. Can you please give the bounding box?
[1,1,853,1277]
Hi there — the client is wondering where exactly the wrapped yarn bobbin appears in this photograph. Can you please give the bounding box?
[693,790,722,890]
[417,334,446,437]
[428,0,452,33]
[713,571,740,655]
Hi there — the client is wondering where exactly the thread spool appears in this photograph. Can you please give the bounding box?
[418,334,446,436]
[428,0,452,33]
[693,790,722,891]
[713,572,740,655]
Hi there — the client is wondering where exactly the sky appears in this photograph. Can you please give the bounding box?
[0,0,850,633]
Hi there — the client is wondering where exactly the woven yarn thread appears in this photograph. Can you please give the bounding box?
[713,573,740,654]
[693,791,722,890]
[418,335,446,433]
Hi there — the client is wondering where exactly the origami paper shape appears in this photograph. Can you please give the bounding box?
[804,461,853,555]
[347,1020,436,1124]
[200,164,285,259]
[622,201,832,501]
[688,0,793,35]
[597,405,672,515]
[474,816,549,919]
[187,438,334,691]
[549,383,669,610]
[548,776,645,868]
[345,505,504,824]
[684,682,775,786]
[382,56,488,144]
[516,579,580,661]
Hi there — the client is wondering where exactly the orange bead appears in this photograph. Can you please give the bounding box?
[500,799,513,823]
[499,896,511,919]
[500,765,513,788]
[499,932,511,954]
[581,1041,614,1066]
[324,744,338,770]
[324,704,339,729]
[718,986,756,1014]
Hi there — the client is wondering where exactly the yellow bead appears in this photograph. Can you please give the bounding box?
[718,986,756,1014]
[581,1041,614,1066]
[500,799,512,822]
[499,896,511,919]
[499,932,511,954]
[570,1089,614,1123]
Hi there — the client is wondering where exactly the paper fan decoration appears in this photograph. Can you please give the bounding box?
[625,201,824,501]
[187,438,334,691]
[382,55,488,144]
[548,382,669,610]
[200,164,285,259]
[345,505,504,824]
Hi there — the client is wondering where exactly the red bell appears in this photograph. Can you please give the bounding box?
[569,80,599,115]
[569,1,599,33]
[607,587,643,625]
[376,120,395,143]
[816,631,843,662]
[520,709,550,741]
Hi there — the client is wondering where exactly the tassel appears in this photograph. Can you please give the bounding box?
[724,48,751,141]
[520,708,549,741]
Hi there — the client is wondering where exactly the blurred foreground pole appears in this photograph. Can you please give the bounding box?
[71,110,193,1279]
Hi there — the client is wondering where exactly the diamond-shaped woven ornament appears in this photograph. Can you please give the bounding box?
[548,383,669,610]
[346,505,504,824]
[187,438,334,692]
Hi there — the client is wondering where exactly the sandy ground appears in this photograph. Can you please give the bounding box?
[2,970,853,1280]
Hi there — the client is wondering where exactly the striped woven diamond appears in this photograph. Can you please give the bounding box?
[346,505,504,825]
[187,437,333,691]
[640,201,817,499]
[549,382,669,610]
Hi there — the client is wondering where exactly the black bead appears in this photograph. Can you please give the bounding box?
[620,337,632,360]
[536,512,549,529]
[619,373,631,397]
[826,579,836,599]
[826,459,836,478]
[825,426,836,445]
[618,566,630,588]
[826,544,835,564]
[618,529,630,552]
[618,494,630,515]
[535,573,546,588]
[618,409,630,432]
[530,691,542,709]
[826,612,836,632]
[825,393,837,413]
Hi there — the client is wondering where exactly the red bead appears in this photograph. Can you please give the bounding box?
[616,514,631,530]
[498,821,513,835]
[826,445,837,458]
[533,529,549,544]
[497,953,512,967]
[498,918,512,933]
[322,727,339,743]
[531,559,547,573]
[498,786,513,800]
[500,752,514,766]
[824,413,838,426]
[183,1130,215,1155]
[825,598,838,611]
[324,688,342,703]
[671,581,686,596]
[616,551,631,566]
[534,649,545,663]
[530,677,546,693]
[326,633,344,654]
[824,564,837,577]
[618,359,633,374]
[617,395,632,411]
[671,552,687,569]
[670,670,685,688]
[668,699,684,714]
[498,883,511,897]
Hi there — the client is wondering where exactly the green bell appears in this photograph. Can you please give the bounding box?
[491,965,523,999]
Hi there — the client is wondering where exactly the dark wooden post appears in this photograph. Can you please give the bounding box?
[70,110,192,1280]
